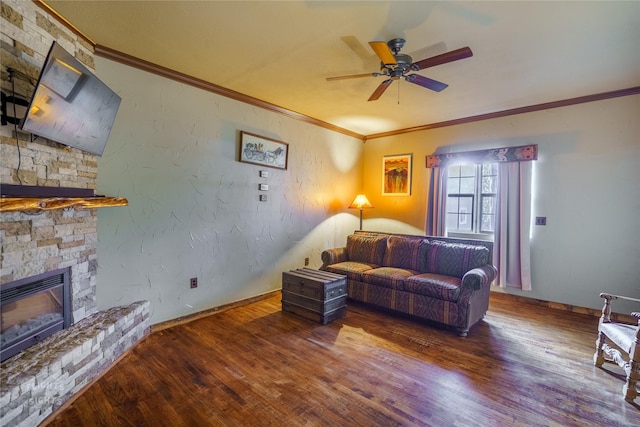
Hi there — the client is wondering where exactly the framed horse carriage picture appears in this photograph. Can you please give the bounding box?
[239,131,289,170]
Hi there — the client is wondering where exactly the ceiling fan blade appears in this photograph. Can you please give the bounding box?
[405,74,448,92]
[326,72,379,81]
[411,47,473,71]
[368,79,393,101]
[369,41,397,65]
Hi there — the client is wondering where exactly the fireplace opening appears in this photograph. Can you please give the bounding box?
[1,267,71,362]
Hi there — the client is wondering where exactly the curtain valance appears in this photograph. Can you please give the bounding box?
[426,144,538,168]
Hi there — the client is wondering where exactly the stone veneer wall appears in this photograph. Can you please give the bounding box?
[1,1,100,319]
[0,301,151,427]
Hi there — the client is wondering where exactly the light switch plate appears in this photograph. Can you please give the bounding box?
[259,194,268,202]
[259,183,269,191]
[259,170,268,178]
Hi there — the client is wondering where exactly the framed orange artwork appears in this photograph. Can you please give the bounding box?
[382,154,412,196]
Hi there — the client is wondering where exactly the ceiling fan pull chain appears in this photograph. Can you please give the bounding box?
[397,81,400,105]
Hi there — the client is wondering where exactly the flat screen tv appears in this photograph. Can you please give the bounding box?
[21,41,121,156]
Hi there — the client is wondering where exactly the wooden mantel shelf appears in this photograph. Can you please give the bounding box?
[0,196,128,212]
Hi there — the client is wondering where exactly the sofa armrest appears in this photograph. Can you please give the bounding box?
[461,265,498,291]
[320,247,347,270]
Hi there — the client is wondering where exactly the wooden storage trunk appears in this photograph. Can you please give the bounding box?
[282,268,347,324]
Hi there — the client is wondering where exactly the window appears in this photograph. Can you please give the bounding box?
[446,163,497,235]
[427,144,537,290]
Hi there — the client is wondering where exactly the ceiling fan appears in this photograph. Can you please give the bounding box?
[326,38,473,101]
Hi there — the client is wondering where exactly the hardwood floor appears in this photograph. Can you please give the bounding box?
[47,293,639,426]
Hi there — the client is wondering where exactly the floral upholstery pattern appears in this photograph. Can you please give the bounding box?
[382,236,430,272]
[346,235,387,266]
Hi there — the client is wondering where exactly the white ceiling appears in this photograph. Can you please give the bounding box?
[44,1,640,137]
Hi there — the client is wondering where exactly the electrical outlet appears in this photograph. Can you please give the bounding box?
[258,183,269,191]
[190,277,197,288]
[535,216,547,226]
[259,194,268,202]
[304,257,309,266]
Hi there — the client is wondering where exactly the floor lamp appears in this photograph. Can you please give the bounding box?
[348,194,374,230]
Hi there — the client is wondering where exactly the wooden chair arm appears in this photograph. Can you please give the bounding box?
[599,293,640,304]
[598,293,640,324]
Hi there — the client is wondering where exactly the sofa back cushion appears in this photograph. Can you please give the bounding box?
[425,240,490,278]
[346,234,387,266]
[382,236,429,271]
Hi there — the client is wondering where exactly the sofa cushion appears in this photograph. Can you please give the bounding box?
[425,241,490,278]
[361,267,418,290]
[346,234,387,266]
[326,261,376,282]
[382,236,429,271]
[404,273,463,302]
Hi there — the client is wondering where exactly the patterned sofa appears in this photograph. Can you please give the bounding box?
[320,230,497,336]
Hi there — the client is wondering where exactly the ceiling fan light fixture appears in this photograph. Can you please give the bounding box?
[389,69,404,80]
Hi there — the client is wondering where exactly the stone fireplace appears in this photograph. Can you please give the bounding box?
[0,3,150,426]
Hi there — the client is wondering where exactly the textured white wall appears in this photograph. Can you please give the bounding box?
[362,94,640,314]
[94,58,363,324]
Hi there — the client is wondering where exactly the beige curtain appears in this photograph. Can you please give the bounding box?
[426,166,446,236]
[493,161,532,290]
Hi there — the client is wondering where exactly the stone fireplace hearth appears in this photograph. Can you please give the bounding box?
[0,300,150,426]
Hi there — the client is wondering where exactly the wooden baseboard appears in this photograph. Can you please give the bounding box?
[151,289,635,331]
[151,289,282,332]
[490,291,636,324]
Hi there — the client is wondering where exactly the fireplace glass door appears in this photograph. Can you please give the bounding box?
[1,267,71,361]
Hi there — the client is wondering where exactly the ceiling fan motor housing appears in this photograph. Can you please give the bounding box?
[380,53,412,77]
[379,38,413,78]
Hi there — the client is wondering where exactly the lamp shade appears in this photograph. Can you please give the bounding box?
[348,194,373,209]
